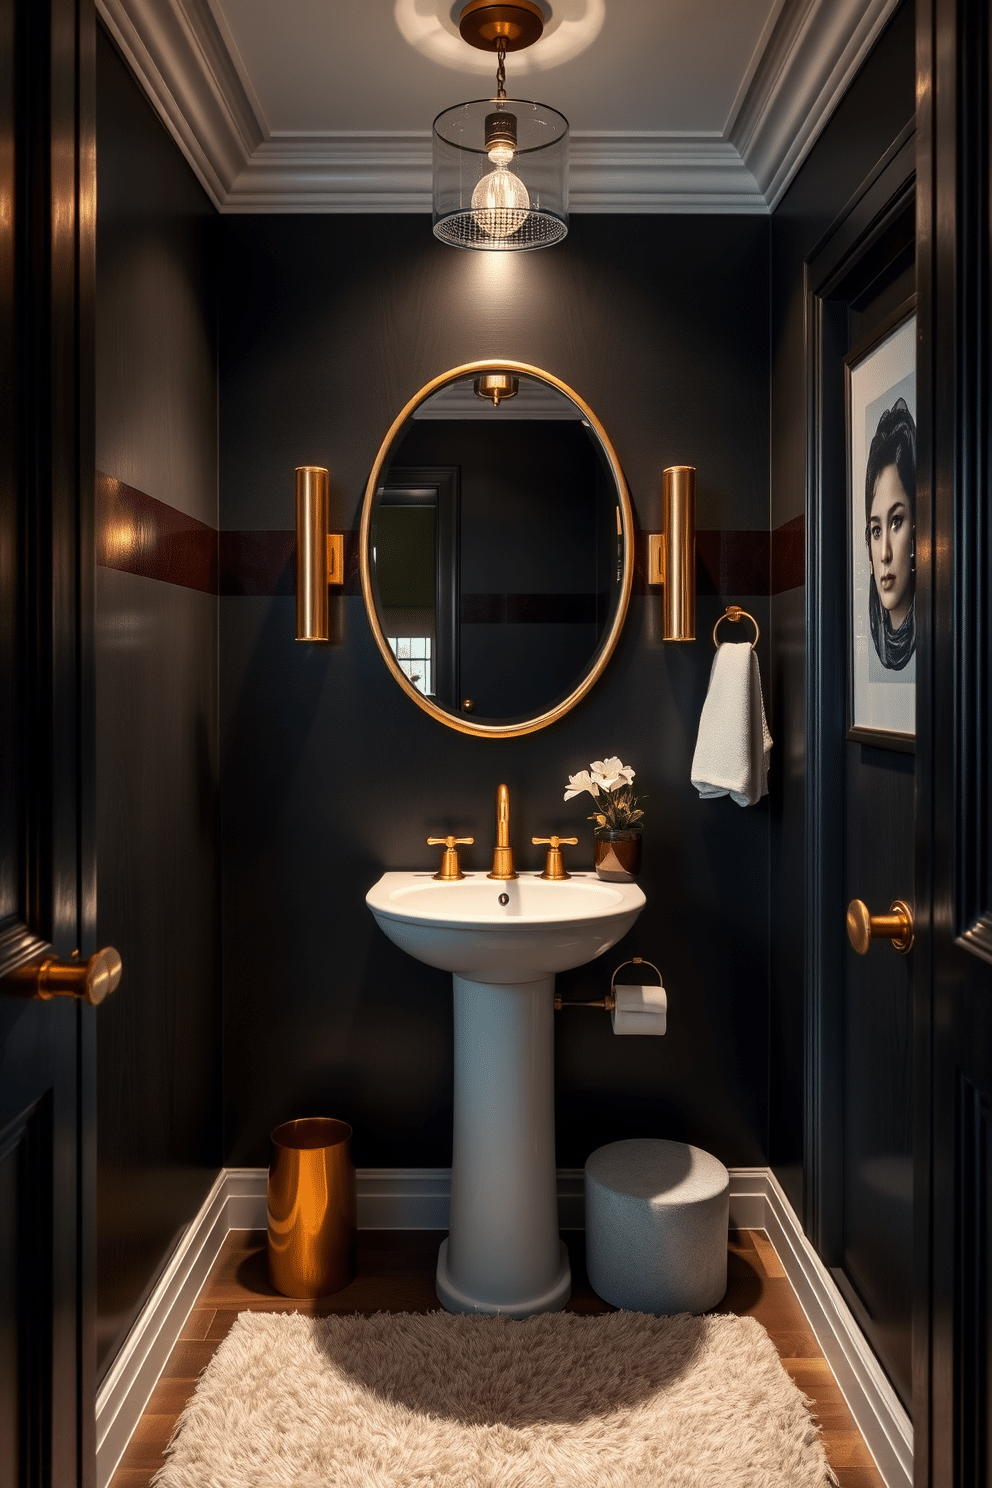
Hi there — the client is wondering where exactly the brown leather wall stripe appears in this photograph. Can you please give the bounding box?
[771,513,805,594]
[96,477,807,597]
[697,530,770,597]
[461,593,605,624]
[97,473,217,593]
[218,530,294,596]
[217,530,365,596]
[633,529,772,597]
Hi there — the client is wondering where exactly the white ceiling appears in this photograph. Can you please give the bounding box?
[97,0,900,213]
[213,0,779,136]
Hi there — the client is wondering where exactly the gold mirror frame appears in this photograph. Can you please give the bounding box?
[360,359,635,739]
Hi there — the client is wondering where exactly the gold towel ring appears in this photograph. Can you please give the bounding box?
[712,605,759,650]
[611,956,663,996]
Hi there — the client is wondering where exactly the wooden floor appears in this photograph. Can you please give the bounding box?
[109,1228,886,1488]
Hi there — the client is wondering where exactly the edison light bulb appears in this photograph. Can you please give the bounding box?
[471,163,530,239]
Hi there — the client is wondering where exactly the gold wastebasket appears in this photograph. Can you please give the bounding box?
[267,1117,357,1298]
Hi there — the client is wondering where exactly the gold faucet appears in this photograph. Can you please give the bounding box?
[487,783,518,880]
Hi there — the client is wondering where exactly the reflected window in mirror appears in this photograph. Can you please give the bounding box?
[388,637,433,697]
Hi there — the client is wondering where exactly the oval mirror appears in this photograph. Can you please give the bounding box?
[360,360,634,738]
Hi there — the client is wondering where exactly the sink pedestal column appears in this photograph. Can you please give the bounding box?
[435,973,571,1317]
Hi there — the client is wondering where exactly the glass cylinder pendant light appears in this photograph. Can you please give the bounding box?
[433,0,568,251]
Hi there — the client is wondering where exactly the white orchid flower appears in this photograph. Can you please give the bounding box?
[589,757,635,792]
[564,769,600,802]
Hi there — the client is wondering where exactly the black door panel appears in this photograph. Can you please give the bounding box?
[806,135,917,1411]
[840,743,915,1405]
[0,0,97,1484]
[916,1,992,1477]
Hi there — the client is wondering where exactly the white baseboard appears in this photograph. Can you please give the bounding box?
[94,1170,231,1488]
[217,1165,588,1233]
[95,1165,912,1488]
[755,1169,913,1488]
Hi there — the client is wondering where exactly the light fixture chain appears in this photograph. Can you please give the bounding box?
[496,37,506,100]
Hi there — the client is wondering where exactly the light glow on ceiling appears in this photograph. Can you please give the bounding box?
[394,0,605,74]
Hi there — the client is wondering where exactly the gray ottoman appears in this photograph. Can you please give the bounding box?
[585,1138,729,1313]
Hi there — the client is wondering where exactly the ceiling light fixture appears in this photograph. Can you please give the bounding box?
[432,0,568,251]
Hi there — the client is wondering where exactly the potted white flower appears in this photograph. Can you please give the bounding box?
[564,757,644,882]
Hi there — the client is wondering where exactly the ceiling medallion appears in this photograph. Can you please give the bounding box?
[432,0,568,251]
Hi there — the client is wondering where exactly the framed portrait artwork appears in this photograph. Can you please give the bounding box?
[846,299,917,750]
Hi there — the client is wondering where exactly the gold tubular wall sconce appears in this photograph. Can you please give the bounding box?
[647,465,696,641]
[296,466,345,643]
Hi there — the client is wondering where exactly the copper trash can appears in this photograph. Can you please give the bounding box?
[267,1117,357,1298]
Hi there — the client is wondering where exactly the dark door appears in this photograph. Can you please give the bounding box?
[838,287,918,1412]
[839,725,915,1407]
[806,133,918,1410]
[0,1,98,1484]
[374,467,461,710]
[916,1,992,1482]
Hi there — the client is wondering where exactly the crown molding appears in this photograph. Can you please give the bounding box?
[731,0,903,209]
[219,134,767,214]
[98,0,902,214]
[96,0,262,203]
[220,135,429,214]
[568,137,766,215]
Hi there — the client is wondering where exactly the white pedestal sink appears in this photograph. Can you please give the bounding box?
[365,871,645,1317]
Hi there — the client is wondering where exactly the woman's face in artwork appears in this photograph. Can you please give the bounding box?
[868,463,914,630]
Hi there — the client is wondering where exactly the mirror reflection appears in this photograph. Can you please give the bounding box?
[366,370,628,728]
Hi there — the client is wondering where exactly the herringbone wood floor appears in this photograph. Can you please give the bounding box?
[109,1228,886,1488]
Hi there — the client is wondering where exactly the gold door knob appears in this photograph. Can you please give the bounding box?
[532,836,579,881]
[427,835,475,881]
[7,947,123,1005]
[846,899,914,956]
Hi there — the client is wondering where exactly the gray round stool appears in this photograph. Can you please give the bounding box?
[584,1138,729,1313]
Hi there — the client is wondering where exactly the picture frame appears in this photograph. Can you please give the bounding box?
[845,297,917,751]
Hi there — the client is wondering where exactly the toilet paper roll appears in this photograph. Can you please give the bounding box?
[611,983,667,1035]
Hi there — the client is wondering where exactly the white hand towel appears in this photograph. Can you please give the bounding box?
[690,641,772,807]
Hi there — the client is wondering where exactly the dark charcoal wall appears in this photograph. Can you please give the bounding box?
[219,214,772,1173]
[95,29,221,1376]
[768,0,916,1214]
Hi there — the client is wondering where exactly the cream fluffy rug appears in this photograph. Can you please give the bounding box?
[154,1310,837,1488]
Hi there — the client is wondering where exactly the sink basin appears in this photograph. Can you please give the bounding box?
[366,871,645,982]
[367,869,646,1318]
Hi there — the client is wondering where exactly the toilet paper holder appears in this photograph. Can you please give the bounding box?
[554,956,663,1012]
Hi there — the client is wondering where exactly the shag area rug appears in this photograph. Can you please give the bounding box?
[153,1309,837,1488]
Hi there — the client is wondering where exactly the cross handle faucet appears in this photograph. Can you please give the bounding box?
[427,835,474,881]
